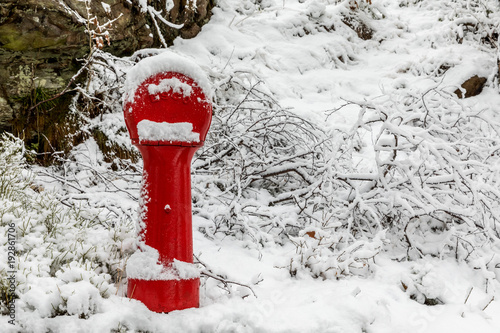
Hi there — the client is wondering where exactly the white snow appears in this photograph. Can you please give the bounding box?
[148,77,193,98]
[173,259,201,280]
[137,0,147,13]
[101,2,111,14]
[127,245,199,280]
[165,0,174,12]
[186,0,197,10]
[136,119,200,142]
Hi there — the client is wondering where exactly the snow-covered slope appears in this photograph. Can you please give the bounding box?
[2,0,500,332]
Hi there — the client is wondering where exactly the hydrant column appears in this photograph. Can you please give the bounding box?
[123,52,212,313]
[138,145,198,264]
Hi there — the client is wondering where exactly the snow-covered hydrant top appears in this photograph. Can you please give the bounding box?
[123,51,212,147]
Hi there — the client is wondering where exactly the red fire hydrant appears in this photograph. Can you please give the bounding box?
[123,52,211,313]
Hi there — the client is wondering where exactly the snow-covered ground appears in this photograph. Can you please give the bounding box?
[2,0,500,332]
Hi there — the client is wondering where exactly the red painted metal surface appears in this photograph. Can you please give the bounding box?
[127,278,199,313]
[124,72,211,313]
[124,72,212,147]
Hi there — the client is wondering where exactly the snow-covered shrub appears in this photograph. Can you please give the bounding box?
[282,83,500,279]
[20,261,116,319]
[0,134,30,315]
[401,261,448,305]
[74,49,140,168]
[444,0,500,48]
[333,86,500,265]
[288,229,386,279]
[0,134,135,320]
[192,71,335,245]
[274,82,500,279]
[0,133,30,202]
[189,69,391,278]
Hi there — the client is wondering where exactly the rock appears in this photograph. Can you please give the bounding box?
[454,75,487,98]
[0,0,215,159]
[342,13,374,40]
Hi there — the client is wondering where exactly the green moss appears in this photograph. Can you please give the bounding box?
[0,24,66,51]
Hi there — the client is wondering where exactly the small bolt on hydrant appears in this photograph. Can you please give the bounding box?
[123,52,212,313]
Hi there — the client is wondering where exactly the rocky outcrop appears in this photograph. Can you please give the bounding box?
[151,0,215,42]
[0,0,215,156]
[454,75,487,98]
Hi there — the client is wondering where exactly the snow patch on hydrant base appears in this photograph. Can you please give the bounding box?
[137,120,200,142]
[126,245,200,280]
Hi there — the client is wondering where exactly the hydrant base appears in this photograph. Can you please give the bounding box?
[128,278,200,313]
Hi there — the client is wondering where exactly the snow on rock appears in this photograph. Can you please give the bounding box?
[137,0,148,12]
[126,245,199,280]
[124,51,212,104]
[101,2,111,14]
[137,119,200,142]
[165,0,174,12]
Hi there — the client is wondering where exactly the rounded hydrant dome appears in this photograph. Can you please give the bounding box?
[123,51,212,146]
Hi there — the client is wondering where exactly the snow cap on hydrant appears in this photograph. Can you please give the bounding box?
[123,51,212,146]
[123,51,212,313]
